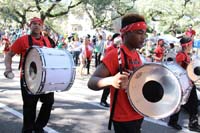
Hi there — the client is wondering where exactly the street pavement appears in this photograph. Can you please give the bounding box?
[0,52,199,133]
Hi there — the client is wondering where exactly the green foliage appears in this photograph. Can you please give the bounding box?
[135,0,200,34]
[1,0,200,35]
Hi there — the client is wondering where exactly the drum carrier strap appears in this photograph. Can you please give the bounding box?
[18,35,47,70]
[108,48,128,130]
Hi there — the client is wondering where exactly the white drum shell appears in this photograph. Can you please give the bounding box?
[162,52,176,62]
[164,62,191,105]
[23,47,75,94]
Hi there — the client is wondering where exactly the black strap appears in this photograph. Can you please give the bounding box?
[108,89,118,130]
[28,35,33,46]
[108,48,128,130]
[18,54,22,70]
[121,49,128,69]
[18,35,46,70]
[18,35,32,70]
[28,35,47,47]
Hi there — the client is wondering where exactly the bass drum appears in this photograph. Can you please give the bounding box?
[162,51,176,62]
[127,62,192,119]
[187,59,200,82]
[22,46,76,95]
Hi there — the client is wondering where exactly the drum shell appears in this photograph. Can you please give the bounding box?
[162,51,176,62]
[23,47,75,94]
[127,62,191,119]
[164,62,192,105]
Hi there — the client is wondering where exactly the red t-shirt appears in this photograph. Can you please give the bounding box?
[176,52,190,69]
[105,44,116,56]
[102,45,143,122]
[10,35,52,76]
[154,45,165,62]
[85,45,92,58]
[185,29,196,38]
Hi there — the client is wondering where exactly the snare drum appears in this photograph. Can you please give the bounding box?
[128,62,191,119]
[22,46,76,94]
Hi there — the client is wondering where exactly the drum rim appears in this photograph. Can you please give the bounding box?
[22,47,45,94]
[127,63,182,119]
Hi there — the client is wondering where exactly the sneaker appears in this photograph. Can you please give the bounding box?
[189,123,200,132]
[168,122,182,130]
[100,101,110,107]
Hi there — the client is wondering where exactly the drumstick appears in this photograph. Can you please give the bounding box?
[117,46,123,74]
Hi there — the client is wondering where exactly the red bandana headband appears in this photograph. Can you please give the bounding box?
[29,17,43,26]
[181,41,193,47]
[120,22,147,35]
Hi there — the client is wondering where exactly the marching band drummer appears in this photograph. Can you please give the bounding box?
[168,36,200,132]
[88,13,146,133]
[4,17,54,133]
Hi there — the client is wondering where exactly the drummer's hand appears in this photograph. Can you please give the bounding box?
[4,69,14,79]
[112,71,130,89]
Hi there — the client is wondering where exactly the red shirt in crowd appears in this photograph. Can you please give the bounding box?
[154,45,165,62]
[185,29,196,38]
[85,45,92,59]
[102,44,143,122]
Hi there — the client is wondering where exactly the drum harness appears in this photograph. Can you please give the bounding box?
[108,47,129,130]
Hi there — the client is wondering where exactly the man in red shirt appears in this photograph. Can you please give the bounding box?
[168,36,200,132]
[185,24,196,40]
[4,17,54,133]
[88,13,146,133]
[153,39,165,62]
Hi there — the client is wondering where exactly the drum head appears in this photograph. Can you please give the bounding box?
[24,48,43,94]
[128,63,182,119]
[187,60,200,82]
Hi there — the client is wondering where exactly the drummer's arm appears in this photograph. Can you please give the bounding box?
[87,63,129,90]
[5,51,16,72]
[88,63,112,90]
[152,53,162,61]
